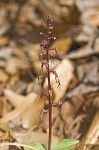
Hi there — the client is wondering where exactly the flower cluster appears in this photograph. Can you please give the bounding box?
[38,15,60,90]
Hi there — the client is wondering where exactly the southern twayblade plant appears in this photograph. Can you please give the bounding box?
[39,15,60,150]
[0,15,79,150]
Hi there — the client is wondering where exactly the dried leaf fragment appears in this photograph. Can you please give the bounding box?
[44,59,74,102]
[0,91,44,128]
[50,38,72,55]
[0,69,9,82]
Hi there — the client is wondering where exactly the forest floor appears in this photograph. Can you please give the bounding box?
[0,0,99,150]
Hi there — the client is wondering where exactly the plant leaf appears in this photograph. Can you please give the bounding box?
[24,142,46,150]
[51,139,79,150]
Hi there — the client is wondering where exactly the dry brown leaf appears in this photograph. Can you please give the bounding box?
[0,47,12,59]
[78,111,99,150]
[0,84,4,96]
[61,102,74,124]
[0,91,44,128]
[77,61,99,85]
[4,89,26,107]
[11,130,48,147]
[38,0,63,23]
[0,7,10,36]
[0,144,9,150]
[93,96,99,108]
[12,47,28,60]
[18,4,42,26]
[11,130,58,148]
[50,38,72,55]
[44,59,74,102]
[67,83,99,98]
[6,56,30,74]
[26,81,41,94]
[67,46,99,59]
[82,8,99,27]
[0,96,12,117]
[6,73,20,89]
[0,60,6,67]
[61,95,84,124]
[38,0,80,25]
[0,131,10,150]
[76,0,99,11]
[21,98,44,128]
[5,60,17,75]
[25,44,40,62]
[0,37,8,47]
[0,69,9,82]
[94,37,99,50]
[0,131,10,143]
[65,114,87,139]
[0,98,3,116]
[58,0,75,6]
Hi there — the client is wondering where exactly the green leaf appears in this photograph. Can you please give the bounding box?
[24,142,46,150]
[51,139,79,150]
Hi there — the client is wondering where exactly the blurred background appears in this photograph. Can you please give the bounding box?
[0,0,99,149]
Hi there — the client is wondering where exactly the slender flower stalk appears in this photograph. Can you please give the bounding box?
[39,15,60,150]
